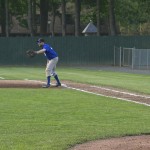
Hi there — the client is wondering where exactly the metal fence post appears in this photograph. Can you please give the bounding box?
[114,46,116,66]
[120,47,122,67]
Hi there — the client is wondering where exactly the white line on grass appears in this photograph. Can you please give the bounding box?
[24,79,150,107]
[0,77,5,79]
[91,85,150,99]
[64,85,150,107]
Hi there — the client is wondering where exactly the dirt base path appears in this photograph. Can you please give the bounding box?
[0,80,150,150]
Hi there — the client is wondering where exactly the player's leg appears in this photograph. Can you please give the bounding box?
[42,60,53,88]
[53,72,61,87]
[51,57,61,86]
[44,57,61,87]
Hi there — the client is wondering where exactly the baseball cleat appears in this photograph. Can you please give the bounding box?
[42,84,50,88]
[55,83,61,87]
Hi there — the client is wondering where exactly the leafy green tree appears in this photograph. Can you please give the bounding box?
[115,0,150,35]
[9,0,28,28]
[1,0,150,36]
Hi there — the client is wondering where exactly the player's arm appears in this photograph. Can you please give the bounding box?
[35,49,46,54]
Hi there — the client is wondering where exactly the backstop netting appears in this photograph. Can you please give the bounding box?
[114,46,150,70]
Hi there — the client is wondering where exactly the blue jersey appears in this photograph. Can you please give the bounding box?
[42,44,58,60]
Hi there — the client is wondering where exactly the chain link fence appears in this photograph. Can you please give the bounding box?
[114,46,150,70]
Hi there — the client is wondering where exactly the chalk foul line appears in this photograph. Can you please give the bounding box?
[64,85,150,107]
[24,79,150,107]
[91,85,150,99]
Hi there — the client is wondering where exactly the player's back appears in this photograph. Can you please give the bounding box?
[43,44,58,60]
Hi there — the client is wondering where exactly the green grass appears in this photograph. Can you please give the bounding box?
[0,66,150,149]
[58,67,150,94]
[0,89,150,150]
[0,66,150,94]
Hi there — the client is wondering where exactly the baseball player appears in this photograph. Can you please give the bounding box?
[35,38,61,88]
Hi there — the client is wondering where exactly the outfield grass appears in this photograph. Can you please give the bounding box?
[0,67,150,150]
[0,66,150,94]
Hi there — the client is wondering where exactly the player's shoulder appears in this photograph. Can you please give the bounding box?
[43,43,49,48]
[44,43,49,46]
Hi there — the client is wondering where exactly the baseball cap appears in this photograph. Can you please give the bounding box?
[37,38,45,43]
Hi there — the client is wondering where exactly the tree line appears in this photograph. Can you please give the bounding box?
[0,0,150,37]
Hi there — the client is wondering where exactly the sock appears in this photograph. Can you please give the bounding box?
[54,75,61,84]
[47,76,51,85]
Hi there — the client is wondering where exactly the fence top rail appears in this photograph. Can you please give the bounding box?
[121,47,150,51]
[135,49,150,51]
[122,47,135,50]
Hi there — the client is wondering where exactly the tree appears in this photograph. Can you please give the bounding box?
[40,0,49,34]
[27,0,34,36]
[61,0,66,36]
[32,0,37,34]
[5,0,9,37]
[0,0,6,36]
[75,0,81,36]
[48,0,61,36]
[115,0,150,35]
[80,0,108,35]
[1,0,150,36]
[51,0,56,36]
[96,0,101,36]
[108,0,117,35]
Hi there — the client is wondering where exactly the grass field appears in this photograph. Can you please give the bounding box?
[0,67,150,150]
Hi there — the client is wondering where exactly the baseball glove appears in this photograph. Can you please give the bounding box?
[26,50,36,58]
